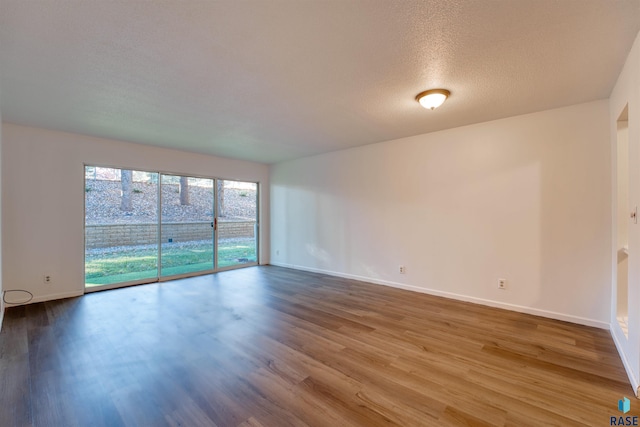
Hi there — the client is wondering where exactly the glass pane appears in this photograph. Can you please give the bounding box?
[217,180,258,268]
[85,167,159,287]
[160,175,214,277]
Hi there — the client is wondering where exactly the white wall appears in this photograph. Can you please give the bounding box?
[610,30,640,396]
[271,100,611,328]
[1,123,270,304]
[0,109,3,331]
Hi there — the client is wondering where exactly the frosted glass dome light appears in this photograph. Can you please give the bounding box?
[416,89,450,110]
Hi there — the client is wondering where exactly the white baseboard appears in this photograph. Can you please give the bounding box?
[611,325,640,397]
[3,289,84,307]
[31,290,84,304]
[270,262,610,329]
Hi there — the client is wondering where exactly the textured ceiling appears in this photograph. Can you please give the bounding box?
[1,1,639,164]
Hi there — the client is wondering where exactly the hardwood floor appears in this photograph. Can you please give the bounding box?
[0,265,636,426]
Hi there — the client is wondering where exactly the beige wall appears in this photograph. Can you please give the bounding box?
[271,100,611,328]
[610,30,640,396]
[1,123,270,304]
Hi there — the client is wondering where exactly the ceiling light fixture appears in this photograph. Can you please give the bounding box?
[416,89,450,110]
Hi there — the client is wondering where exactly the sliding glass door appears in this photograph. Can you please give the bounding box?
[85,167,159,287]
[160,175,215,277]
[217,180,258,269]
[85,166,259,290]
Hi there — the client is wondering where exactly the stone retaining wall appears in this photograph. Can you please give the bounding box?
[85,221,256,248]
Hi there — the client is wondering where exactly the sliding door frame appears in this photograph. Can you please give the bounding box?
[84,163,260,293]
[216,181,260,272]
[157,173,216,282]
[84,165,161,292]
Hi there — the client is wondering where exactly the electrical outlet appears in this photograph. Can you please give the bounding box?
[399,265,406,274]
[44,275,52,284]
[276,250,280,256]
[498,278,506,290]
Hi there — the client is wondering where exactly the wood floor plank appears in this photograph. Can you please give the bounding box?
[0,265,637,426]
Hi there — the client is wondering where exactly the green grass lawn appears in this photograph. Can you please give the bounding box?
[85,240,257,286]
